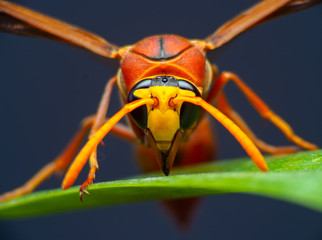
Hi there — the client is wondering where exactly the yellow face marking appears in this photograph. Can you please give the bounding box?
[133,86,195,150]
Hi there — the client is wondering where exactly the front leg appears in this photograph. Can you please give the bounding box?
[78,76,116,200]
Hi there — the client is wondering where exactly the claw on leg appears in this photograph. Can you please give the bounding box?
[78,160,97,202]
[79,188,91,202]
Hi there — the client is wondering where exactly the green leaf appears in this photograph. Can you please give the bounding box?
[0,150,322,218]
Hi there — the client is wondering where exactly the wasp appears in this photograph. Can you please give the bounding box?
[0,0,320,218]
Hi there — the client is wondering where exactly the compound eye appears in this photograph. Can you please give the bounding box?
[177,80,202,130]
[180,103,201,130]
[127,79,152,129]
[178,80,200,94]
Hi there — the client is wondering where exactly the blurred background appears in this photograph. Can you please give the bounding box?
[0,0,321,239]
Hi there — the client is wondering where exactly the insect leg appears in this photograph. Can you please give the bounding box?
[78,76,117,198]
[216,92,298,154]
[210,71,318,150]
[0,116,94,203]
[0,114,133,202]
[62,98,155,190]
[76,76,146,200]
[110,122,136,143]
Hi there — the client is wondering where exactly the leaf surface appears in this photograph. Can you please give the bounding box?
[1,150,321,218]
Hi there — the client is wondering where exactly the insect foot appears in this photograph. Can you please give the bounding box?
[79,188,91,203]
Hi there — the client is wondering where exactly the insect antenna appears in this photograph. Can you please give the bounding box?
[171,96,268,172]
[62,98,156,189]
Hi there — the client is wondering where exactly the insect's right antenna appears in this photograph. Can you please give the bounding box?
[62,98,157,190]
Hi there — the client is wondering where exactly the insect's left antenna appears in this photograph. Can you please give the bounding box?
[172,96,268,172]
[0,0,119,58]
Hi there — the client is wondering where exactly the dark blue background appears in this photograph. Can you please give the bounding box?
[0,0,321,239]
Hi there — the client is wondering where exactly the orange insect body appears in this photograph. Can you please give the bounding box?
[119,35,207,92]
